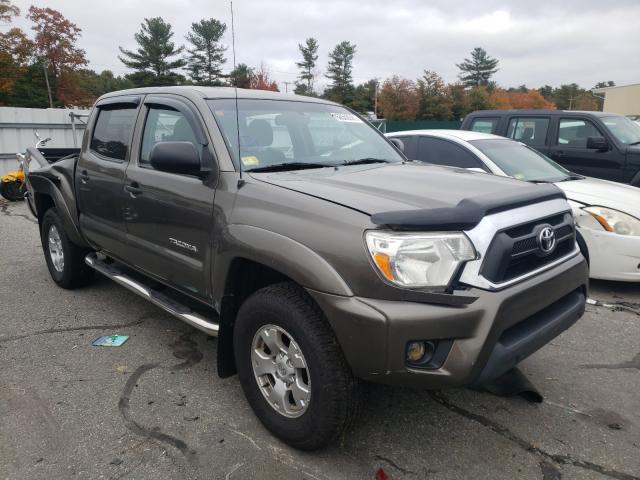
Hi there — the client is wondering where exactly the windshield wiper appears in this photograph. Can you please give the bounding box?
[246,162,333,173]
[629,141,640,146]
[340,158,391,166]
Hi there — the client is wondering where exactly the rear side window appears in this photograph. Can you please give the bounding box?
[391,136,417,159]
[558,119,602,147]
[90,106,137,161]
[507,117,549,147]
[469,117,499,134]
[140,107,200,167]
[417,137,485,169]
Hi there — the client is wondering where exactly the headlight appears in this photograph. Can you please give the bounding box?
[583,206,640,236]
[365,231,476,289]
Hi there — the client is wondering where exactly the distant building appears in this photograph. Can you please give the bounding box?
[592,83,640,116]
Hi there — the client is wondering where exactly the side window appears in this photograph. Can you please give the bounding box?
[417,137,484,169]
[469,117,498,134]
[558,119,602,147]
[90,106,137,161]
[140,107,199,167]
[392,136,417,159]
[507,117,549,147]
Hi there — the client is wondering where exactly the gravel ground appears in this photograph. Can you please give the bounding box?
[1,199,639,480]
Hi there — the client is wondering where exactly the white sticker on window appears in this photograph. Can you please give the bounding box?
[330,112,363,123]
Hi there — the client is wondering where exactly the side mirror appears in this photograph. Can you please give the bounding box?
[149,141,202,176]
[388,137,405,153]
[586,136,609,151]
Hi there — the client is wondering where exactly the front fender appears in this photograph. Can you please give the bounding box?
[213,224,353,303]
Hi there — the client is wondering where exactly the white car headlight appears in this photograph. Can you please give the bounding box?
[583,206,640,236]
[365,231,476,290]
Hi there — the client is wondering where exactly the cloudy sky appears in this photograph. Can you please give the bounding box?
[7,0,640,91]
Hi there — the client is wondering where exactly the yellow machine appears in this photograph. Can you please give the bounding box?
[0,163,26,201]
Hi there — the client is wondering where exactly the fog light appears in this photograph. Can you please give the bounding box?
[406,341,426,363]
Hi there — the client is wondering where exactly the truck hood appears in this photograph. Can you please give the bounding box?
[556,177,640,218]
[252,163,566,229]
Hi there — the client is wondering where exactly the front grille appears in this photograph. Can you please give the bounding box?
[480,212,576,284]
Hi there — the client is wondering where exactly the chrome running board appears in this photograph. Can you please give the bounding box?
[85,252,219,336]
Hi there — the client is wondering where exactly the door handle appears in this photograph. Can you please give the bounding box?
[125,182,143,196]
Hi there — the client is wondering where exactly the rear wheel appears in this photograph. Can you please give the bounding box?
[234,282,359,450]
[0,180,24,201]
[41,208,94,289]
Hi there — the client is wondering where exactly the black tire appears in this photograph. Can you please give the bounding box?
[234,282,359,450]
[0,180,24,201]
[40,208,94,289]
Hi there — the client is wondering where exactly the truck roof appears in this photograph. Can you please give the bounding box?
[466,109,613,117]
[98,85,335,105]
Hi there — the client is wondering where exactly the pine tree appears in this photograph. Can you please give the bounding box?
[456,47,499,87]
[229,63,252,88]
[185,18,227,86]
[324,41,356,104]
[118,17,186,86]
[294,37,318,96]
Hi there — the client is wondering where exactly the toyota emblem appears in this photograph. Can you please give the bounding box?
[538,226,556,254]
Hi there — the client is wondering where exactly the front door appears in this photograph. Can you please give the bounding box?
[76,96,141,259]
[122,95,217,300]
[547,117,625,181]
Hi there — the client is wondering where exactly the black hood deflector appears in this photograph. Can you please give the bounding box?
[371,184,566,231]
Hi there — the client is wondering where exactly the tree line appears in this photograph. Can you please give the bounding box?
[0,1,614,119]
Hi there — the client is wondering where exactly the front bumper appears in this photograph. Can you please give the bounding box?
[309,254,588,389]
[580,227,640,282]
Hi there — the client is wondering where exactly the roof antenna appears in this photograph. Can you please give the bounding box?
[230,1,244,185]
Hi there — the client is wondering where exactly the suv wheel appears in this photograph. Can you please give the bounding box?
[234,282,359,450]
[41,208,94,289]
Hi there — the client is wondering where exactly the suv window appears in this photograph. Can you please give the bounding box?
[507,117,549,147]
[417,137,484,169]
[90,106,137,160]
[558,119,602,147]
[140,107,199,167]
[469,117,499,134]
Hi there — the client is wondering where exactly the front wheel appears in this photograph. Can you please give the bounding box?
[234,282,359,450]
[40,208,94,289]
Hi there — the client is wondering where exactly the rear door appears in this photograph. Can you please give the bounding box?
[547,117,625,181]
[505,116,551,156]
[76,96,141,259]
[121,95,217,300]
[416,136,489,171]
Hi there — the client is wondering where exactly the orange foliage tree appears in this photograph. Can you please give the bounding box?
[489,88,555,109]
[26,6,89,105]
[378,76,419,120]
[249,63,279,91]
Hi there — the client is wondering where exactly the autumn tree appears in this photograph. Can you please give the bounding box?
[378,76,418,120]
[249,63,279,91]
[0,2,33,99]
[0,0,19,23]
[324,41,356,104]
[119,17,186,86]
[294,37,319,96]
[416,70,452,120]
[457,47,499,87]
[185,18,227,86]
[467,85,494,111]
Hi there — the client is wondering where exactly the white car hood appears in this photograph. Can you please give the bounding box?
[556,177,640,218]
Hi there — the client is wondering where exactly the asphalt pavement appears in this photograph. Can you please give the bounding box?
[1,199,639,480]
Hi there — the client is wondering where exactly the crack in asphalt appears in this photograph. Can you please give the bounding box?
[374,455,415,475]
[427,391,640,480]
[119,363,199,465]
[0,318,147,344]
[117,332,203,465]
[588,298,640,317]
[580,351,640,371]
[0,200,38,224]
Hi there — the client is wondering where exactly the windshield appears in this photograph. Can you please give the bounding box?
[470,139,572,182]
[207,99,403,171]
[601,116,640,145]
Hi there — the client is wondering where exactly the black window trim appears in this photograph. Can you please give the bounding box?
[417,135,489,172]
